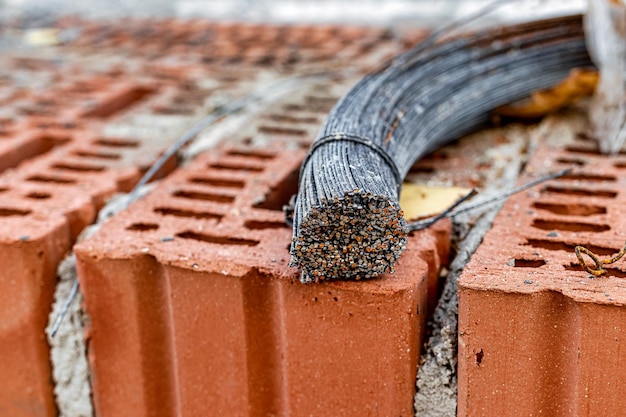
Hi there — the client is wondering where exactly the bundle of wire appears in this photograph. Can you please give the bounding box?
[290,15,593,283]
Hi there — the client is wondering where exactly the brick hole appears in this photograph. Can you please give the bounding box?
[563,145,626,156]
[224,56,244,65]
[36,99,56,107]
[94,138,140,148]
[265,114,319,124]
[25,191,51,200]
[36,121,77,130]
[51,162,106,173]
[208,162,264,173]
[409,164,435,174]
[253,166,298,211]
[179,81,204,93]
[531,219,610,233]
[7,135,70,170]
[37,136,71,149]
[83,86,154,118]
[427,150,449,160]
[71,83,100,93]
[27,175,76,184]
[61,90,91,99]
[257,126,307,137]
[254,55,276,66]
[12,57,54,70]
[524,239,617,256]
[226,149,275,161]
[73,150,121,160]
[613,161,626,169]
[0,207,30,216]
[510,258,546,268]
[214,74,240,83]
[559,172,617,182]
[556,157,586,166]
[541,186,617,199]
[244,220,289,230]
[283,104,328,114]
[475,349,484,366]
[126,222,159,231]
[532,202,607,216]
[152,106,195,116]
[173,190,235,204]
[575,132,593,141]
[176,230,258,246]
[173,93,205,104]
[564,145,600,155]
[304,95,338,110]
[153,207,222,220]
[188,176,245,189]
[564,263,626,278]
[241,137,253,145]
[20,107,54,117]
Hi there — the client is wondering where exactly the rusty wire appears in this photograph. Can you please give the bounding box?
[575,243,626,277]
[290,15,594,283]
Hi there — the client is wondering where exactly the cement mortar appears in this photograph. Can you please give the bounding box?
[46,256,93,417]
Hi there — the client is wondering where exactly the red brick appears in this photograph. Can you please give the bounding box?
[75,144,451,417]
[458,140,626,416]
[0,66,202,417]
[0,206,72,417]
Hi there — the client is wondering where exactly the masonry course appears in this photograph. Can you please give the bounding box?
[459,134,626,416]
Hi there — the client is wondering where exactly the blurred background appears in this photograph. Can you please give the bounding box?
[1,0,586,26]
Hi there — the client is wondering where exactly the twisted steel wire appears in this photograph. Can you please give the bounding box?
[290,15,593,283]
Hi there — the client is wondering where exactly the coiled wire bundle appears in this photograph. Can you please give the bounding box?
[290,15,593,283]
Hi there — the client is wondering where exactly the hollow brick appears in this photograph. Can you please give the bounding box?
[75,145,451,417]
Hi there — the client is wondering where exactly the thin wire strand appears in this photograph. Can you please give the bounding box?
[407,168,572,232]
[49,279,79,337]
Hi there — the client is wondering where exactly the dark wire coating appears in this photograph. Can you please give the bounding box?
[290,15,593,283]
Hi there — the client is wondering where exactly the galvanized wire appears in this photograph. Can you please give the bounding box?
[290,15,593,283]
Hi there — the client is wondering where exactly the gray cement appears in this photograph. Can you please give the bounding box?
[47,256,93,417]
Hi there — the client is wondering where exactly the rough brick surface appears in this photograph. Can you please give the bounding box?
[459,134,626,416]
[0,216,70,417]
[75,144,451,417]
